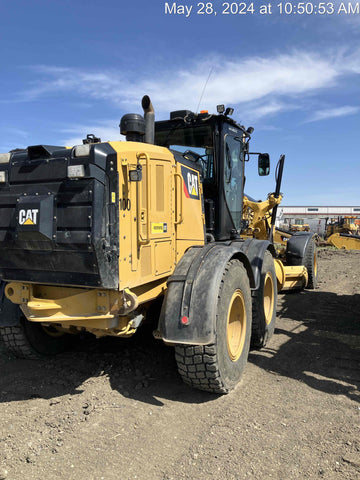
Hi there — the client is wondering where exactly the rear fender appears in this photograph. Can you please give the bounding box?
[159,243,256,345]
[286,232,314,265]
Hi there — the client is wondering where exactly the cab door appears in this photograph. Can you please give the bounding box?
[223,135,245,231]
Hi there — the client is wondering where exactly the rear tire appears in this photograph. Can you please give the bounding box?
[251,250,277,349]
[0,316,73,359]
[175,259,252,394]
[304,238,318,289]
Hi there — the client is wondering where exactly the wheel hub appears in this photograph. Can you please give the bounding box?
[226,289,246,362]
[263,273,274,326]
[313,251,318,278]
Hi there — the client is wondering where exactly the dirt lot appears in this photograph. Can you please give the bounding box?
[0,249,359,480]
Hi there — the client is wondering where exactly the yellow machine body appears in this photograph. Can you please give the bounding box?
[242,193,309,290]
[290,223,310,232]
[5,141,205,336]
[326,216,359,237]
[327,233,360,250]
[107,142,204,289]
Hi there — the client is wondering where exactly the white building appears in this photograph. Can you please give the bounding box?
[276,206,360,236]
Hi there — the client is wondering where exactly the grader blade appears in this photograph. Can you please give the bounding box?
[327,233,360,250]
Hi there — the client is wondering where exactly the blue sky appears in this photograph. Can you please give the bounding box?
[0,0,359,205]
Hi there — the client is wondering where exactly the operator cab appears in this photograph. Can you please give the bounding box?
[155,109,255,241]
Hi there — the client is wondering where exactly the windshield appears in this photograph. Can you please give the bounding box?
[155,125,214,180]
[224,135,244,231]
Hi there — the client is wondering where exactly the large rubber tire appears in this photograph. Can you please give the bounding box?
[0,315,73,359]
[174,259,252,394]
[304,238,318,289]
[251,250,277,349]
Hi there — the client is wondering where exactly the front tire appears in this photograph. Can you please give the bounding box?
[251,250,277,348]
[175,259,252,394]
[0,316,73,359]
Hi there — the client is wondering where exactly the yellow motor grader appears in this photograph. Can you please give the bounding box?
[0,96,317,393]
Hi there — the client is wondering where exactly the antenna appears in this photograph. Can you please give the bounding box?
[195,67,214,113]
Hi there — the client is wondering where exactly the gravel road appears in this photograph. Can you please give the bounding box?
[0,248,359,480]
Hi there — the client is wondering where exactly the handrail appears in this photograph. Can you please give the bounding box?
[174,172,183,225]
[136,152,151,245]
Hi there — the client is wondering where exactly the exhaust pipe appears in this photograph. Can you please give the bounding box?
[141,95,155,144]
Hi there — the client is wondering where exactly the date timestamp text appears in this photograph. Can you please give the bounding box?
[164,2,360,17]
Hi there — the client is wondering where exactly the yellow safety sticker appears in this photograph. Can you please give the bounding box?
[151,222,168,234]
[111,192,116,203]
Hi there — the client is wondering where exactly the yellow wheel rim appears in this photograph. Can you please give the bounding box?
[313,251,318,278]
[263,273,275,326]
[226,289,246,362]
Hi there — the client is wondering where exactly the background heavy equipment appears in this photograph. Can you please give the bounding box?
[0,96,317,393]
[325,233,360,250]
[289,220,310,233]
[326,216,359,237]
[324,216,360,250]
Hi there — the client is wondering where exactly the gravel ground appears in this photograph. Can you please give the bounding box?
[0,248,359,480]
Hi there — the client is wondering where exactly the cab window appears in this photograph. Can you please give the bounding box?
[155,125,214,181]
[224,135,243,230]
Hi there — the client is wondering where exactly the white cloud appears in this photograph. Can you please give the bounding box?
[239,100,300,123]
[19,52,337,103]
[15,48,360,129]
[306,105,359,122]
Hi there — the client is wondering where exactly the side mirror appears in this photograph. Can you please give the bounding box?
[258,153,270,176]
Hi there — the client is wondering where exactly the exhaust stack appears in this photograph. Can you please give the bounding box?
[141,95,155,144]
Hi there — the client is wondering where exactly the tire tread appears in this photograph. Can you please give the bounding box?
[251,250,277,348]
[175,343,227,393]
[0,325,39,359]
[304,238,317,289]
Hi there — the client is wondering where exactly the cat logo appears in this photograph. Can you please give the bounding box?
[181,165,200,200]
[19,208,39,226]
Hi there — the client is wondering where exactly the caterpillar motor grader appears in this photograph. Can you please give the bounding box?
[0,96,317,393]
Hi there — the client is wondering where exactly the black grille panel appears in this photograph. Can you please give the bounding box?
[0,144,119,288]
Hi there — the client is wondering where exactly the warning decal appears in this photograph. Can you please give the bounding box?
[180,165,200,200]
[151,222,168,234]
